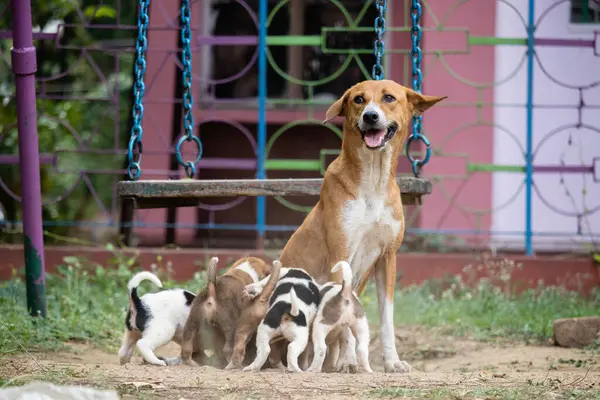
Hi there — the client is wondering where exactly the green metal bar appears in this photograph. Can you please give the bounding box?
[468,35,527,46]
[468,163,525,173]
[266,35,320,46]
[265,159,321,171]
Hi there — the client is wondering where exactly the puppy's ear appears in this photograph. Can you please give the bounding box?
[323,89,351,124]
[406,89,447,117]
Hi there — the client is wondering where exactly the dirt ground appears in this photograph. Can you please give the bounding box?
[2,327,599,399]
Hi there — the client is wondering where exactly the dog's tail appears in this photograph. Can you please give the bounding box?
[127,271,163,311]
[206,257,219,299]
[257,260,282,303]
[331,260,353,298]
[289,287,300,317]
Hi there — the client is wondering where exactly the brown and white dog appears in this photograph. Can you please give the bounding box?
[224,260,283,370]
[307,261,372,373]
[179,256,272,367]
[279,79,446,373]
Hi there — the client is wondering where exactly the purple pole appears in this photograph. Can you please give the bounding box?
[11,0,46,317]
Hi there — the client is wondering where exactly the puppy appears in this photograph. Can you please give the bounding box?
[118,271,195,366]
[180,256,271,367]
[223,259,283,370]
[307,261,373,373]
[242,267,320,373]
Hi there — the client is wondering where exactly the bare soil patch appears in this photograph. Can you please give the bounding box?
[2,327,598,399]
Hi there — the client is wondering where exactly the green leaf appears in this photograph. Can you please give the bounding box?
[62,256,79,265]
[84,5,117,20]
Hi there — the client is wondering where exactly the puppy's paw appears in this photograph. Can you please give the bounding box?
[242,284,260,300]
[142,359,167,367]
[242,364,260,372]
[162,356,183,366]
[182,357,200,367]
[336,362,359,374]
[224,362,240,371]
[383,359,411,373]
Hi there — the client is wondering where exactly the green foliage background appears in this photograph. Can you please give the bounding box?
[0,0,138,239]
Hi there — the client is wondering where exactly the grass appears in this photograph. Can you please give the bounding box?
[363,255,600,344]
[0,252,599,355]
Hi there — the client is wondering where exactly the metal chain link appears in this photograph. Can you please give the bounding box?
[175,0,203,178]
[126,0,151,180]
[372,0,386,80]
[406,0,431,178]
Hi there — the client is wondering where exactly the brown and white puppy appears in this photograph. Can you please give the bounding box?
[224,259,283,370]
[279,79,446,373]
[307,261,372,373]
[179,256,271,367]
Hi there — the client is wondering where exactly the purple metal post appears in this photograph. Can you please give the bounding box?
[11,0,46,317]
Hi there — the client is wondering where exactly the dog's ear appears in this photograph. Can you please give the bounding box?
[406,89,447,117]
[323,89,351,124]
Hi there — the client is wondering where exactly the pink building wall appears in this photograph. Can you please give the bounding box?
[419,0,495,241]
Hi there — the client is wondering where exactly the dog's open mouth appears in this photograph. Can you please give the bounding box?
[360,124,398,149]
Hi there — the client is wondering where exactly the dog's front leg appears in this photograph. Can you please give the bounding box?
[374,252,411,373]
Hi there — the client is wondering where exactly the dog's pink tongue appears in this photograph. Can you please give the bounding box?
[364,129,386,147]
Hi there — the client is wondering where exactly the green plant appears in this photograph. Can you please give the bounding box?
[0,0,138,240]
[361,254,600,343]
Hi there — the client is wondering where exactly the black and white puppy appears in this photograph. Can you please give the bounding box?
[118,271,195,366]
[242,268,320,372]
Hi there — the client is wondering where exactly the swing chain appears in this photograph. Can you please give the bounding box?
[127,0,151,180]
[175,0,203,178]
[406,0,431,178]
[372,0,386,80]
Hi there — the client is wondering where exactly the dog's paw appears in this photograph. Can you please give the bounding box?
[383,359,411,373]
[181,356,196,367]
[336,362,359,374]
[224,362,241,371]
[142,359,167,367]
[242,365,260,372]
[162,356,182,366]
[242,284,259,300]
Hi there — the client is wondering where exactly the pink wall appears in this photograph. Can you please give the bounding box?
[419,1,495,242]
[135,0,202,245]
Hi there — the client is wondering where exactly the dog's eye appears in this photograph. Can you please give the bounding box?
[353,96,364,104]
[383,94,396,103]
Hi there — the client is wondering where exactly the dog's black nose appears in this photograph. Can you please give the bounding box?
[363,111,379,124]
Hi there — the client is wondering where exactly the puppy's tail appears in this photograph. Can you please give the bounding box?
[257,260,282,303]
[289,287,300,317]
[331,260,353,298]
[206,257,219,299]
[127,271,163,311]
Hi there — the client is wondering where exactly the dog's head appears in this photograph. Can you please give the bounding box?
[324,79,447,151]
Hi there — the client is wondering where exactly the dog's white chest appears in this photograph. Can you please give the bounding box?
[339,147,402,288]
[342,192,401,287]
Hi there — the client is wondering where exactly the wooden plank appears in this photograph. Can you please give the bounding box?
[116,177,432,209]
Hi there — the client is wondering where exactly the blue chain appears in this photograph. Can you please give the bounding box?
[406,0,431,178]
[175,0,202,178]
[126,0,151,180]
[372,0,386,80]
